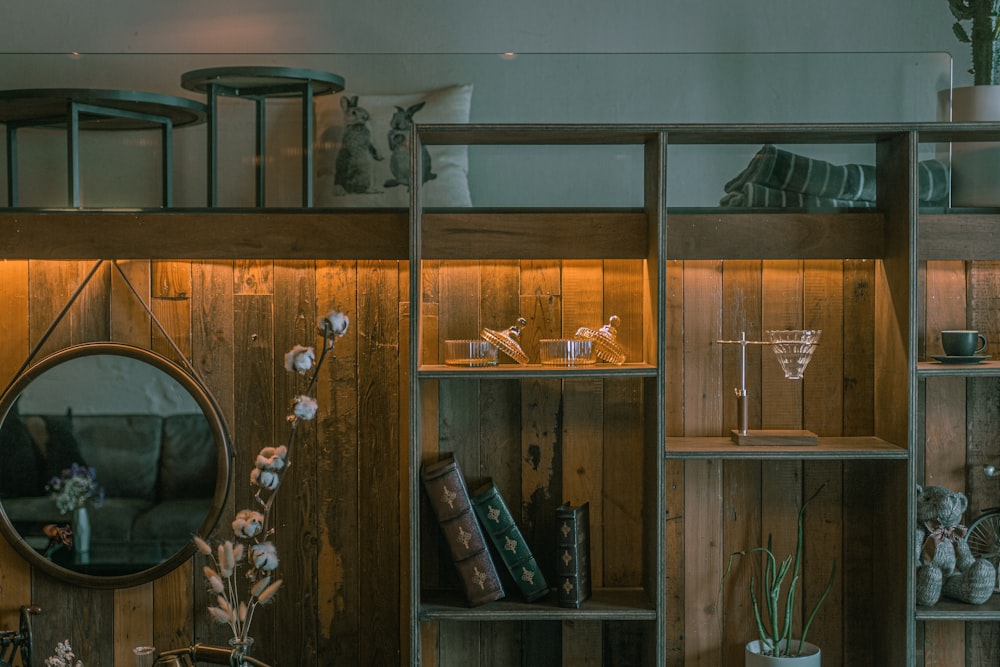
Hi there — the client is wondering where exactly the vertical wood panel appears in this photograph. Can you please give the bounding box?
[111,260,154,667]
[229,261,275,653]
[315,260,360,664]
[802,461,843,665]
[436,260,482,663]
[357,260,401,666]
[966,262,1000,664]
[519,259,562,665]
[478,259,523,663]
[0,260,31,633]
[920,260,969,667]
[761,260,803,430]
[720,460,760,666]
[185,260,235,650]
[842,261,875,437]
[760,260,803,642]
[272,261,319,665]
[664,260,685,665]
[682,260,723,663]
[803,261,843,437]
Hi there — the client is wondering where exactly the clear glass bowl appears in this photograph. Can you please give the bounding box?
[766,329,822,379]
[444,340,499,366]
[538,339,595,366]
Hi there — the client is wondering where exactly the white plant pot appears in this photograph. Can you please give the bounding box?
[745,639,821,666]
[945,85,1000,207]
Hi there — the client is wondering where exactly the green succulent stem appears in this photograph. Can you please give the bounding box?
[719,483,837,657]
[949,0,1000,85]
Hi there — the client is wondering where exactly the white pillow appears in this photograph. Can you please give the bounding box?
[315,84,472,207]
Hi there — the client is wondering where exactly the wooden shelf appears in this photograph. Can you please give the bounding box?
[917,360,1000,376]
[666,210,883,260]
[665,436,907,459]
[916,594,1000,621]
[0,207,893,261]
[919,213,1000,260]
[417,363,657,379]
[419,587,656,622]
[0,209,409,260]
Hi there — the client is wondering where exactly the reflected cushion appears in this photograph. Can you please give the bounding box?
[314,84,473,208]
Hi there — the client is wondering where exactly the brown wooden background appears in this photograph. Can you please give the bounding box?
[0,255,990,666]
[0,258,401,667]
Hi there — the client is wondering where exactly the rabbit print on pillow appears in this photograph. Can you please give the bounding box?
[316,84,472,207]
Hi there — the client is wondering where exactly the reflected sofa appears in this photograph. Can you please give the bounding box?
[3,413,217,565]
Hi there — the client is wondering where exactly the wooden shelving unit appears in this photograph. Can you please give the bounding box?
[6,121,1000,665]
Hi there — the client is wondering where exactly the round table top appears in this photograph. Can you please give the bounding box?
[180,66,346,98]
[0,88,207,130]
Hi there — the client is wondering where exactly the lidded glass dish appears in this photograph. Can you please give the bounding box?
[575,315,626,365]
[481,317,530,365]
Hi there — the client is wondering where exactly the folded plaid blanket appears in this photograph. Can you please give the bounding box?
[720,144,949,208]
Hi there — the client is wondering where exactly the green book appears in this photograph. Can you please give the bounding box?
[471,479,550,602]
[555,501,591,608]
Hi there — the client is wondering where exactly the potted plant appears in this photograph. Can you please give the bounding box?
[719,484,837,666]
[946,0,1000,204]
[950,0,1000,86]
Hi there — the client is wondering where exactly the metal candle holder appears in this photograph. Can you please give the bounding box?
[717,329,821,446]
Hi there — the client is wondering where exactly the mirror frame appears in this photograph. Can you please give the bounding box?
[0,342,233,589]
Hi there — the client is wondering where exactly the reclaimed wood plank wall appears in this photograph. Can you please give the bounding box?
[0,259,400,667]
[0,257,914,666]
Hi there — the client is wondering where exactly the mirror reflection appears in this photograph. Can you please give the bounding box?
[0,345,229,585]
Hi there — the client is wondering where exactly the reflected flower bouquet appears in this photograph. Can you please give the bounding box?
[194,310,349,646]
[44,640,83,667]
[46,463,104,515]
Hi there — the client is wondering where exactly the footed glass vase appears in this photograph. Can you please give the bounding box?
[227,637,254,667]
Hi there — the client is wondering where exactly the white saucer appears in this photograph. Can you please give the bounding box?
[931,354,991,365]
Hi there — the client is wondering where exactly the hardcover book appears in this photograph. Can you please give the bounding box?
[421,454,504,606]
[555,501,592,608]
[471,479,550,602]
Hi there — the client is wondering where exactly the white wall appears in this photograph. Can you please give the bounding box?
[0,0,968,84]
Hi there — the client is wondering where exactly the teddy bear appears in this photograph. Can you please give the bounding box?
[915,484,996,606]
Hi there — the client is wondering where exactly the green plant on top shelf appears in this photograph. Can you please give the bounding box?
[719,483,837,658]
[950,0,1000,85]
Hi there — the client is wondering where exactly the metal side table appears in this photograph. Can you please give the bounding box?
[0,88,206,208]
[181,66,345,207]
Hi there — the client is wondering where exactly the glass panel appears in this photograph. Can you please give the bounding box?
[0,52,952,208]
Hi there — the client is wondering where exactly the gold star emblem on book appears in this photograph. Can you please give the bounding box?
[521,567,535,584]
[473,566,488,589]
[457,525,472,550]
[441,486,457,509]
[487,505,501,523]
[560,521,571,539]
[503,535,518,554]
[561,549,572,567]
[562,579,575,595]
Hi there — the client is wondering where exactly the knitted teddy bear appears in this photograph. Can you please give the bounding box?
[915,484,996,606]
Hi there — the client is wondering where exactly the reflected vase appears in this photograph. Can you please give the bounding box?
[227,637,254,667]
[74,506,91,563]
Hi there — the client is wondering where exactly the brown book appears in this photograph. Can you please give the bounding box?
[421,454,504,606]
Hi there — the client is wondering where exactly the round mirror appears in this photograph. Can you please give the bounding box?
[0,343,232,588]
